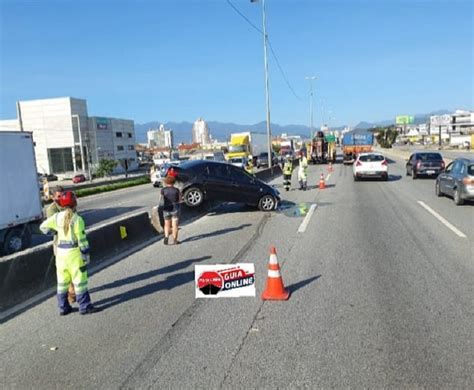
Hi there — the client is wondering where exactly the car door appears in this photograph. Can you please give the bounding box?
[203,163,233,202]
[442,162,457,196]
[407,154,414,174]
[227,166,258,204]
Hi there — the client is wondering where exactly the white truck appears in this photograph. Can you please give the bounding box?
[0,131,43,255]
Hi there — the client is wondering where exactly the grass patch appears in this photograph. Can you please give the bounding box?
[75,176,150,198]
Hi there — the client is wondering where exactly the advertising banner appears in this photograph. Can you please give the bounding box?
[430,114,451,127]
[395,115,414,125]
[195,264,256,298]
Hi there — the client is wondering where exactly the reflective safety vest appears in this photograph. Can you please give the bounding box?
[283,161,293,175]
[40,211,89,253]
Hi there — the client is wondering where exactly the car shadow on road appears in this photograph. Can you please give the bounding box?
[286,275,321,295]
[90,255,211,294]
[93,270,196,310]
[181,224,252,243]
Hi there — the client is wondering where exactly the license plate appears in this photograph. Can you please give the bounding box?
[426,170,435,174]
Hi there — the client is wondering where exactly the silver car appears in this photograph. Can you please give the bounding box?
[435,158,474,205]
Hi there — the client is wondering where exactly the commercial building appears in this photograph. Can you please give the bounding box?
[147,124,173,148]
[0,97,138,175]
[192,118,211,145]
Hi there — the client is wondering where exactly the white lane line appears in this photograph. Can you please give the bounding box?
[417,201,467,238]
[326,173,332,181]
[298,203,317,233]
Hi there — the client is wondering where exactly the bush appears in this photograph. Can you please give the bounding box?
[96,159,118,178]
[75,176,150,198]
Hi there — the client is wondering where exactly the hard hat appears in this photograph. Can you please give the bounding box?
[59,191,77,208]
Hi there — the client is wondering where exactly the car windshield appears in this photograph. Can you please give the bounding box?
[231,158,244,164]
[468,164,474,175]
[418,153,442,161]
[359,154,384,162]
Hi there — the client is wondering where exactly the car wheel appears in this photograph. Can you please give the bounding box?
[412,170,417,180]
[453,189,464,205]
[435,181,443,197]
[3,227,31,255]
[353,175,358,181]
[406,168,410,176]
[382,173,388,181]
[258,194,276,211]
[183,187,204,207]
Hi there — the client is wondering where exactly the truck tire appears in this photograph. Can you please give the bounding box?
[3,226,31,255]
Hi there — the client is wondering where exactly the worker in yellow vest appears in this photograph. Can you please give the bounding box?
[40,191,101,315]
[282,155,293,191]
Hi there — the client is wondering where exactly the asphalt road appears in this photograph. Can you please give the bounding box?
[392,144,473,161]
[1,156,472,388]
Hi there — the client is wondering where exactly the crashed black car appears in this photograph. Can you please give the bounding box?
[164,160,280,211]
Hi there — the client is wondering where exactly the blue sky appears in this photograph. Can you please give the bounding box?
[1,0,472,127]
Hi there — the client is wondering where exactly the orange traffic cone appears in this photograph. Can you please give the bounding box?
[319,173,326,189]
[262,247,290,301]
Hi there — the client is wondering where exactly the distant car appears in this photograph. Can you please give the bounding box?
[353,152,388,181]
[228,157,248,169]
[406,152,445,179]
[72,174,87,184]
[203,151,226,162]
[38,173,58,182]
[168,160,280,211]
[151,161,182,187]
[256,152,278,168]
[436,158,474,205]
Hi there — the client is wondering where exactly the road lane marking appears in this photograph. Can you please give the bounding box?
[417,201,467,238]
[298,203,317,233]
[326,173,332,181]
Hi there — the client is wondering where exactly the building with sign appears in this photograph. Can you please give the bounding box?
[0,97,137,175]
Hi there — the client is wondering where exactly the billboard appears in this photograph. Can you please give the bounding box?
[395,115,414,125]
[430,114,451,127]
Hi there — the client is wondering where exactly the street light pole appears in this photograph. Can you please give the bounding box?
[253,0,273,170]
[72,115,86,175]
[305,76,316,139]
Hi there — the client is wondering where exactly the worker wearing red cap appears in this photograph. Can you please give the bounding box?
[40,191,100,315]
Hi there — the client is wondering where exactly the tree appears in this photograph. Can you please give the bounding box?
[376,126,398,148]
[96,159,117,178]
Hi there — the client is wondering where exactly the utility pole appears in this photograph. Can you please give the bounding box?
[305,76,316,140]
[252,0,273,171]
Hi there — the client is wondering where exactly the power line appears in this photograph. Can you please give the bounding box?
[226,0,302,101]
[226,0,262,34]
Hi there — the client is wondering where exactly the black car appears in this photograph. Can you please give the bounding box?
[168,160,280,211]
[406,152,445,179]
[256,152,278,168]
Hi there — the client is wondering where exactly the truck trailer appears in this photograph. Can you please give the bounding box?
[342,130,374,164]
[0,131,43,255]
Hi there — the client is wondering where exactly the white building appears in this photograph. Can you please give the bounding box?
[147,124,173,148]
[0,97,138,175]
[192,118,211,145]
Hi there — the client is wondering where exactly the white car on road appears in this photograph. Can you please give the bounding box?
[353,152,388,181]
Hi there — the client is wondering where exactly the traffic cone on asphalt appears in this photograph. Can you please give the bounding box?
[319,173,326,189]
[261,247,290,301]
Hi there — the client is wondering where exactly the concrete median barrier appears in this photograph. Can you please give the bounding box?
[0,211,155,313]
[255,165,282,182]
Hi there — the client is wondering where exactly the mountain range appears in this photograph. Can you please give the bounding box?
[134,109,450,144]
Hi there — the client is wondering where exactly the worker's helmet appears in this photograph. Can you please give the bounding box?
[59,191,77,208]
